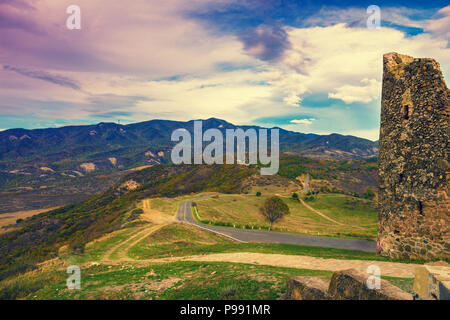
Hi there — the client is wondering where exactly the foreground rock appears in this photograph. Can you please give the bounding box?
[328,269,412,300]
[285,276,331,300]
[413,263,450,300]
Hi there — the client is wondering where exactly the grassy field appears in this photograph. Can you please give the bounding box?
[127,223,234,260]
[0,260,333,300]
[0,192,421,301]
[196,193,378,240]
[150,197,181,216]
[0,214,419,300]
[110,224,422,263]
[0,259,414,300]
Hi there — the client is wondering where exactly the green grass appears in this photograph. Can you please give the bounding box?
[150,198,180,216]
[126,224,422,264]
[0,215,421,300]
[1,260,414,300]
[127,223,233,260]
[19,261,333,300]
[307,194,377,227]
[382,276,415,294]
[196,193,378,240]
[62,226,143,264]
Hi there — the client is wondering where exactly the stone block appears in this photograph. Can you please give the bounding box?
[413,264,450,300]
[286,276,331,300]
[328,269,412,300]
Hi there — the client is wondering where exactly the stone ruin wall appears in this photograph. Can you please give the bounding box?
[377,52,449,260]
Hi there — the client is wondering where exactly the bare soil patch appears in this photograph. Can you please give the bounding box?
[0,207,60,234]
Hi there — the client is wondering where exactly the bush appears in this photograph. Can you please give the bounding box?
[220,286,239,299]
[128,208,144,221]
[291,192,299,200]
[256,191,262,197]
[16,218,24,224]
[131,208,144,215]
[363,188,376,200]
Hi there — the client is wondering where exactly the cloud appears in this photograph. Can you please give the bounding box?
[91,111,133,118]
[238,24,290,61]
[302,6,432,29]
[329,78,381,104]
[290,118,315,125]
[0,0,41,34]
[0,0,253,75]
[424,5,450,43]
[3,65,81,90]
[271,22,450,107]
[340,128,380,142]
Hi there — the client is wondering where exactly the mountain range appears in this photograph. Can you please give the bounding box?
[0,117,379,211]
[0,118,378,175]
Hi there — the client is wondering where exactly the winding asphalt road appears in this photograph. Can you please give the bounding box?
[176,198,376,252]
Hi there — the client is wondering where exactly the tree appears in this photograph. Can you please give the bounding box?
[260,196,290,230]
[363,188,376,200]
[256,191,262,197]
[292,192,299,201]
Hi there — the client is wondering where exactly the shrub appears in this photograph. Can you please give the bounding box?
[256,191,262,197]
[220,286,239,299]
[131,208,144,215]
[363,188,376,200]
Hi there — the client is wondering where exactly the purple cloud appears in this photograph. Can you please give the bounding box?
[3,65,81,90]
[238,23,290,61]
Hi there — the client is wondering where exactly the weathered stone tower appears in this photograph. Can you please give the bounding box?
[378,52,449,260]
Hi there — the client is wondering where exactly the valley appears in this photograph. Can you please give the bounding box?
[0,129,437,301]
[0,194,417,300]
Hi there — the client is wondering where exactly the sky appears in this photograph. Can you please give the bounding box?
[0,0,449,141]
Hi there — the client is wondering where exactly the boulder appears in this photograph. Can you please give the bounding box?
[413,264,450,300]
[286,276,331,300]
[328,269,412,300]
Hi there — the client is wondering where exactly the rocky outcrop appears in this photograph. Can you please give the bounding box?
[285,276,331,300]
[328,269,412,300]
[378,52,450,260]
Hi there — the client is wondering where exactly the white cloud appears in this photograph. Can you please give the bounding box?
[290,118,315,125]
[272,23,450,106]
[340,129,380,141]
[329,78,381,104]
[302,6,431,29]
[424,5,450,42]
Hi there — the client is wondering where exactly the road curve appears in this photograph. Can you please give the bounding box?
[176,198,376,253]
